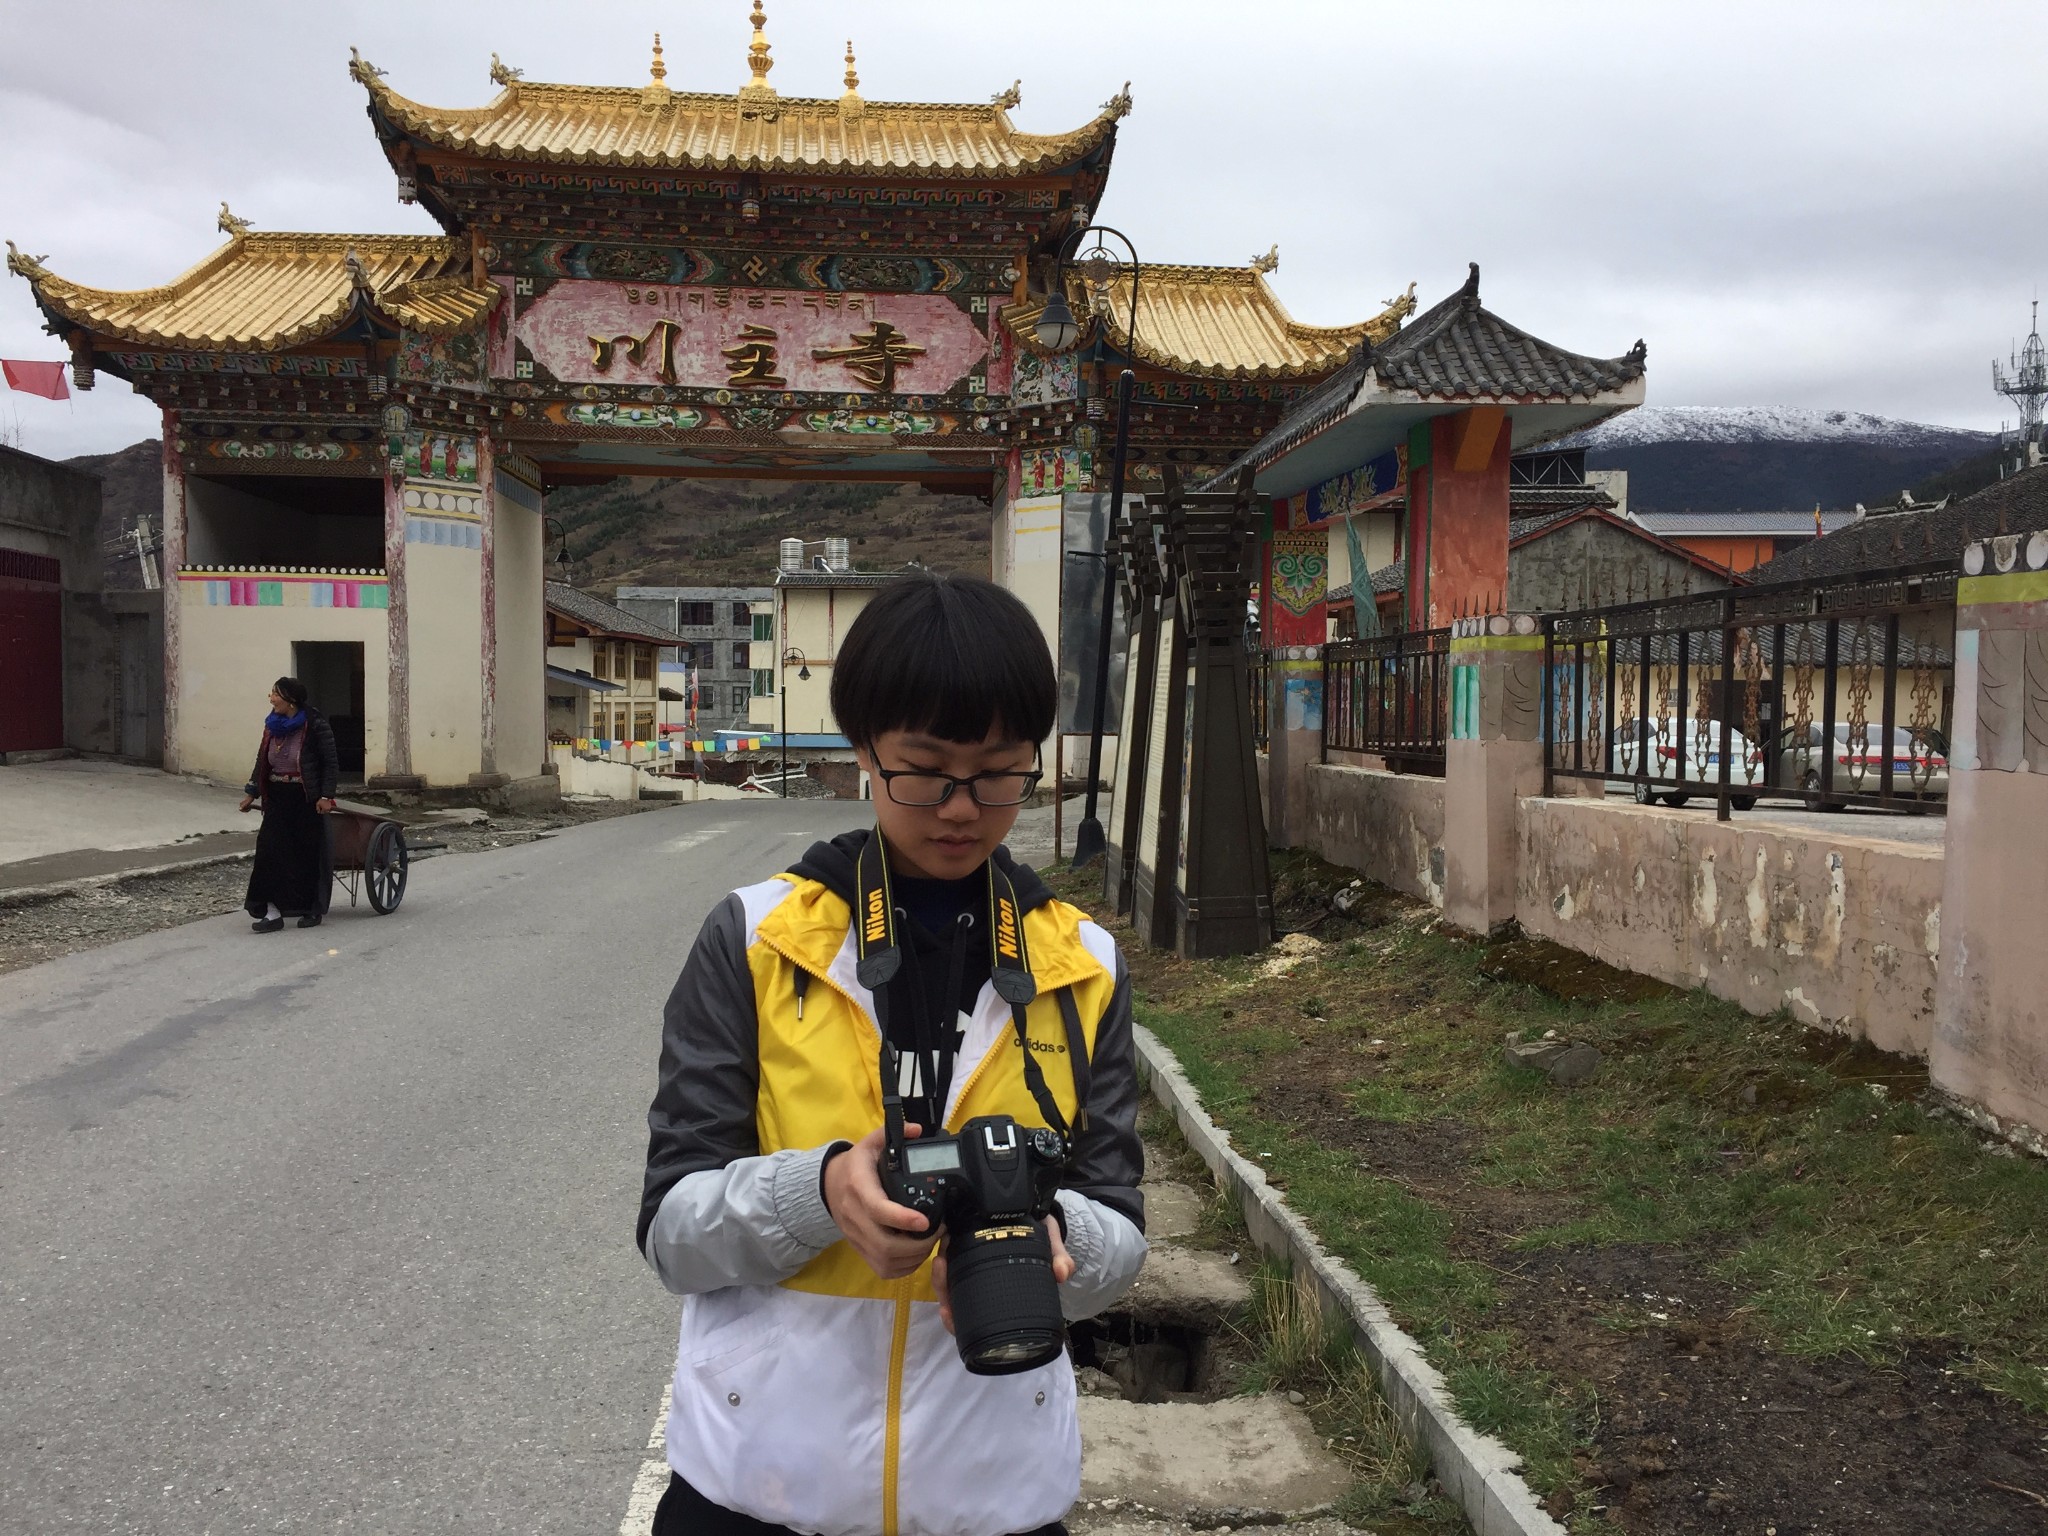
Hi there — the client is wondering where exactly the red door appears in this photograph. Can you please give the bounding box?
[0,549,63,752]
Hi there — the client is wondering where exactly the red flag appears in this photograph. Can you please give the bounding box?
[2,360,69,400]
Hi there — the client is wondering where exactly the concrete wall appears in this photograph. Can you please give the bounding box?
[1515,797,1943,1058]
[1508,516,1729,612]
[1304,763,1446,906]
[406,540,483,785]
[769,584,881,738]
[175,579,389,785]
[492,476,545,780]
[1,444,157,758]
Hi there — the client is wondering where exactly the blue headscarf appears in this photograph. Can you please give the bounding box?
[265,708,308,735]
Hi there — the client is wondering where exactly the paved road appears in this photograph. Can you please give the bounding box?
[1,798,855,1535]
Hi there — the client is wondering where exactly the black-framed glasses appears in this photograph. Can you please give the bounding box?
[875,754,1042,807]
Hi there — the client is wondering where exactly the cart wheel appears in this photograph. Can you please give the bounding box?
[366,822,409,914]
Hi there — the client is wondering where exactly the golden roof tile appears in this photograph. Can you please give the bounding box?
[6,230,494,351]
[350,57,1123,178]
[1008,265,1418,380]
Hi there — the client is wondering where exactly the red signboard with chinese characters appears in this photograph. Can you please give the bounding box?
[507,280,991,396]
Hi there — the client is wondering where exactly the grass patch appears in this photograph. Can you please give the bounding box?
[1054,850,2048,1523]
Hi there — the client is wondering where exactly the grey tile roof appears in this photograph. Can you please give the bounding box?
[544,580,688,644]
[1510,483,1617,514]
[1633,509,1863,537]
[1370,264,1646,401]
[1218,265,1646,485]
[1752,464,2048,582]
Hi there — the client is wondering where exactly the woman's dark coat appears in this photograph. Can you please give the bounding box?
[244,708,340,803]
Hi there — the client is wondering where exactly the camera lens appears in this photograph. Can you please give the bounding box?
[945,1221,1065,1376]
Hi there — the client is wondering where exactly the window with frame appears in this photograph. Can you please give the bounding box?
[678,601,715,627]
[632,646,653,681]
[731,684,750,712]
[752,668,775,697]
[732,642,750,669]
[732,602,752,628]
[751,612,773,642]
[634,707,656,742]
[590,643,611,681]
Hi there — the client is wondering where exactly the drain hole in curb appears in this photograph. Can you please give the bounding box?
[1070,1313,1224,1403]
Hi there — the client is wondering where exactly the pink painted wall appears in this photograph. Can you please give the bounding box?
[513,280,989,395]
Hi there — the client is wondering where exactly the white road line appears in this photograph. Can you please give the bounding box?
[617,1383,672,1536]
[664,830,728,854]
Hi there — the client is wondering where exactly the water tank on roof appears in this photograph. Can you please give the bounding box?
[825,537,851,572]
[779,538,804,572]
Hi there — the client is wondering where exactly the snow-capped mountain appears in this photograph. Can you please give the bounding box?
[1557,406,1994,453]
[1555,407,1996,513]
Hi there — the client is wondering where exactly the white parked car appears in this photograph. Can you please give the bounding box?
[1611,717,1764,809]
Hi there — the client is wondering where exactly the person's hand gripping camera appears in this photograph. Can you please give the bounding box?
[824,1115,1076,1371]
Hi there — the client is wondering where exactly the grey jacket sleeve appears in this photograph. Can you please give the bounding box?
[1054,1189,1148,1321]
[637,891,846,1294]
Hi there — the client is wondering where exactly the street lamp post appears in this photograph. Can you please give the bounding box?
[1036,226,1141,869]
[779,647,809,799]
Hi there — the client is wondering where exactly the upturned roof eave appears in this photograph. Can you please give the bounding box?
[357,68,1124,180]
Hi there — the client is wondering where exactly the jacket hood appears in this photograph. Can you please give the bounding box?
[787,827,1055,915]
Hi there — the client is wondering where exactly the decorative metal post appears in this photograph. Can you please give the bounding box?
[1105,501,1162,916]
[1165,464,1273,956]
[1033,224,1141,870]
[1071,367,1134,867]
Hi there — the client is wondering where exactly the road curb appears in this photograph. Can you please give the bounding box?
[1133,1024,1565,1536]
[0,850,257,910]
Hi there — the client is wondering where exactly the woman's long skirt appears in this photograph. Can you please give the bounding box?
[244,782,330,919]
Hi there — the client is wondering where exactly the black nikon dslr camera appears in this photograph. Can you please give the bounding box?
[883,1114,1068,1375]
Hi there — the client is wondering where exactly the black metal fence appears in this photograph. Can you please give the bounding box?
[1322,627,1453,774]
[1542,562,1957,818]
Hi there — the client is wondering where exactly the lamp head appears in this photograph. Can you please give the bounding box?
[1034,289,1079,352]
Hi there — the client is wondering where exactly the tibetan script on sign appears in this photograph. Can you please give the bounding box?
[812,322,926,393]
[721,324,786,387]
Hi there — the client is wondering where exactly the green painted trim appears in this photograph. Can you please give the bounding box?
[1406,420,1432,468]
[1450,633,1547,653]
[1959,571,2048,606]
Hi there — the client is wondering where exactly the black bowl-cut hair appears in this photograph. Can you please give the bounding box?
[830,571,1055,750]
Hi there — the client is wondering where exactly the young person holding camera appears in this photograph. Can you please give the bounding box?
[639,572,1146,1536]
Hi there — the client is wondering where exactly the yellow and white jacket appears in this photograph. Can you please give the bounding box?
[639,833,1148,1536]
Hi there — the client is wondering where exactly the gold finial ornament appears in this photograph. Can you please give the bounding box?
[649,33,667,84]
[347,47,385,85]
[992,80,1022,110]
[740,1,776,100]
[1102,81,1132,119]
[489,52,523,86]
[1250,244,1278,275]
[218,203,252,239]
[839,40,864,123]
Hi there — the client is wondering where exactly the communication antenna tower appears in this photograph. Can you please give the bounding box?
[1992,299,2048,444]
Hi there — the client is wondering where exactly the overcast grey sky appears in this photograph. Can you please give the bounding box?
[3,0,2045,460]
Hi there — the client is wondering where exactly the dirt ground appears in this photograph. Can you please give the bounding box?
[1080,864,2048,1536]
[0,799,660,975]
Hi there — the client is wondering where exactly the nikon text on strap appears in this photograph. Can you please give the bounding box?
[854,831,1080,1143]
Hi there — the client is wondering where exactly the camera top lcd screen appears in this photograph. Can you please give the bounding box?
[903,1141,963,1174]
